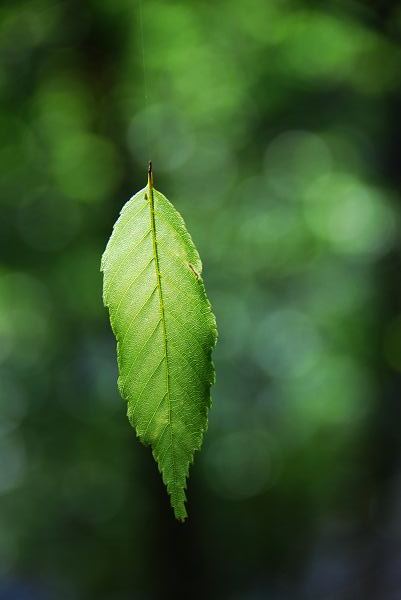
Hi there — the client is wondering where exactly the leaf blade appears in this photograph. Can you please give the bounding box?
[102,180,217,520]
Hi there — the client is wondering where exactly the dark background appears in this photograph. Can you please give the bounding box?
[1,0,401,598]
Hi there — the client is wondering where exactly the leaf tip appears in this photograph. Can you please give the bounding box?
[174,506,188,523]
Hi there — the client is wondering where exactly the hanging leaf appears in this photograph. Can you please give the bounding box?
[101,165,217,520]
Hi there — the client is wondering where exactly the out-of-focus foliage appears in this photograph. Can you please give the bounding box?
[0,0,401,598]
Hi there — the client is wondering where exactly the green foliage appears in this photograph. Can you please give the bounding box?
[101,172,217,520]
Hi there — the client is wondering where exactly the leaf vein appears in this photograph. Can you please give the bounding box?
[128,354,166,417]
[166,307,209,364]
[142,392,168,438]
[105,228,151,296]
[109,199,148,248]
[114,257,155,322]
[121,317,162,386]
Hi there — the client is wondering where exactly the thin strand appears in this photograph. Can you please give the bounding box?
[138,0,151,161]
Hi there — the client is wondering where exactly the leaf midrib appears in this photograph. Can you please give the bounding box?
[147,183,179,503]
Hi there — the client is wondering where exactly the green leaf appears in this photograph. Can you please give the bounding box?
[101,170,217,520]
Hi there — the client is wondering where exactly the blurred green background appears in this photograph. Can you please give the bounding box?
[1,0,401,598]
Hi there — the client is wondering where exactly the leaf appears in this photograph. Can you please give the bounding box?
[101,167,217,521]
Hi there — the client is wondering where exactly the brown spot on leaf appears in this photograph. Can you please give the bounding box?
[188,263,200,280]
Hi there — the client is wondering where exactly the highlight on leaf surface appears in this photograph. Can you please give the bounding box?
[101,165,217,520]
